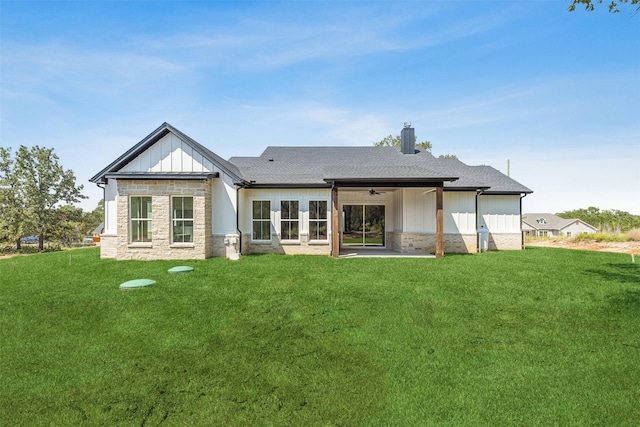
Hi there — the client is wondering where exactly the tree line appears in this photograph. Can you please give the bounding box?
[557,207,640,233]
[0,146,100,250]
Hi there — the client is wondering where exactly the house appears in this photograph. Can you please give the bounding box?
[522,213,597,237]
[92,222,104,243]
[90,122,533,260]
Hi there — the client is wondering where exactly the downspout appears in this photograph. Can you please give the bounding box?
[236,184,244,255]
[520,193,527,250]
[475,189,484,253]
[330,180,336,258]
[97,182,106,235]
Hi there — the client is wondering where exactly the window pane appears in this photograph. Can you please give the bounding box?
[142,197,152,219]
[252,221,261,240]
[261,221,270,240]
[131,198,141,219]
[183,197,193,219]
[261,201,270,219]
[281,201,289,218]
[318,201,327,219]
[290,201,299,219]
[310,201,327,220]
[253,201,261,218]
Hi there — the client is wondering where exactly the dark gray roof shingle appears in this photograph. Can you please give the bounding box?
[229,146,532,193]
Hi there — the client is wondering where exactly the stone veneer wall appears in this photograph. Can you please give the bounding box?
[488,233,523,251]
[114,179,212,260]
[99,234,117,259]
[244,233,331,256]
[397,232,478,254]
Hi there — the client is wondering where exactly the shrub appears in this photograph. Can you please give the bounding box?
[627,228,640,242]
[573,232,631,242]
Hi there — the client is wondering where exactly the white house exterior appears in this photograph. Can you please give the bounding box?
[522,213,597,237]
[90,123,533,260]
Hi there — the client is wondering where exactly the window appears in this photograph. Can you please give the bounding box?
[566,231,572,237]
[172,196,194,243]
[130,196,152,243]
[309,200,328,240]
[280,200,299,240]
[539,230,548,237]
[252,200,271,240]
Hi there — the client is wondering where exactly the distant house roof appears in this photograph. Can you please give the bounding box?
[92,222,104,235]
[522,213,597,232]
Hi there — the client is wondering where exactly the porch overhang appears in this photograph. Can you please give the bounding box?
[324,177,457,188]
[328,178,448,259]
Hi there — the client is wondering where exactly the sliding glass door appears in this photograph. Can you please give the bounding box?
[342,205,385,246]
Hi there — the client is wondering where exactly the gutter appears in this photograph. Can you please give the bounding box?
[475,189,484,253]
[235,183,245,256]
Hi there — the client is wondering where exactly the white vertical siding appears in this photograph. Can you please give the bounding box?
[403,188,436,232]
[104,180,118,234]
[121,132,213,173]
[444,192,476,233]
[240,188,332,238]
[211,170,239,235]
[478,195,521,232]
[393,190,403,231]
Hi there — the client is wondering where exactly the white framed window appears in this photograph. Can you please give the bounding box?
[172,196,194,243]
[130,196,152,243]
[280,200,299,240]
[566,231,572,237]
[309,200,328,240]
[252,200,271,240]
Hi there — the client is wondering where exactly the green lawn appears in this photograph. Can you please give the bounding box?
[1,248,639,426]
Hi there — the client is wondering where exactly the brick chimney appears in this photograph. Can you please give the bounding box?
[401,122,415,154]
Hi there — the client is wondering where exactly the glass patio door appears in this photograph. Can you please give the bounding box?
[342,205,385,246]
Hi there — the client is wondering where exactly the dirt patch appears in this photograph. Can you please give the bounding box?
[527,239,640,255]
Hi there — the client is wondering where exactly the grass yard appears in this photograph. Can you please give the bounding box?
[1,248,639,426]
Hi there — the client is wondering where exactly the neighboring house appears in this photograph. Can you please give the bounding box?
[92,222,104,242]
[90,122,533,260]
[522,213,597,237]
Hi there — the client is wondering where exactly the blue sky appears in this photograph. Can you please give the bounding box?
[2,1,639,214]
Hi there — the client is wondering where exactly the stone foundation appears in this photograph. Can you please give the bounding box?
[244,233,331,256]
[99,234,117,259]
[488,233,523,251]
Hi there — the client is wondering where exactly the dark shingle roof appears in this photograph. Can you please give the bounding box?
[229,146,532,193]
[90,123,532,194]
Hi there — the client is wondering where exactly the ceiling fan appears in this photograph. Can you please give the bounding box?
[368,188,386,196]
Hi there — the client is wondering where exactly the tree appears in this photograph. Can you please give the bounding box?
[50,205,85,246]
[568,0,640,12]
[0,148,31,248]
[557,207,640,233]
[373,134,432,151]
[10,145,86,250]
[438,154,458,159]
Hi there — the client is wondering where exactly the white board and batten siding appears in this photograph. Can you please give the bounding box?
[103,132,239,236]
[402,189,477,234]
[444,192,477,234]
[478,195,521,233]
[239,188,332,238]
[121,133,214,173]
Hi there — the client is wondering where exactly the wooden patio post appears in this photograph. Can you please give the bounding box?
[331,186,340,258]
[436,186,444,258]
